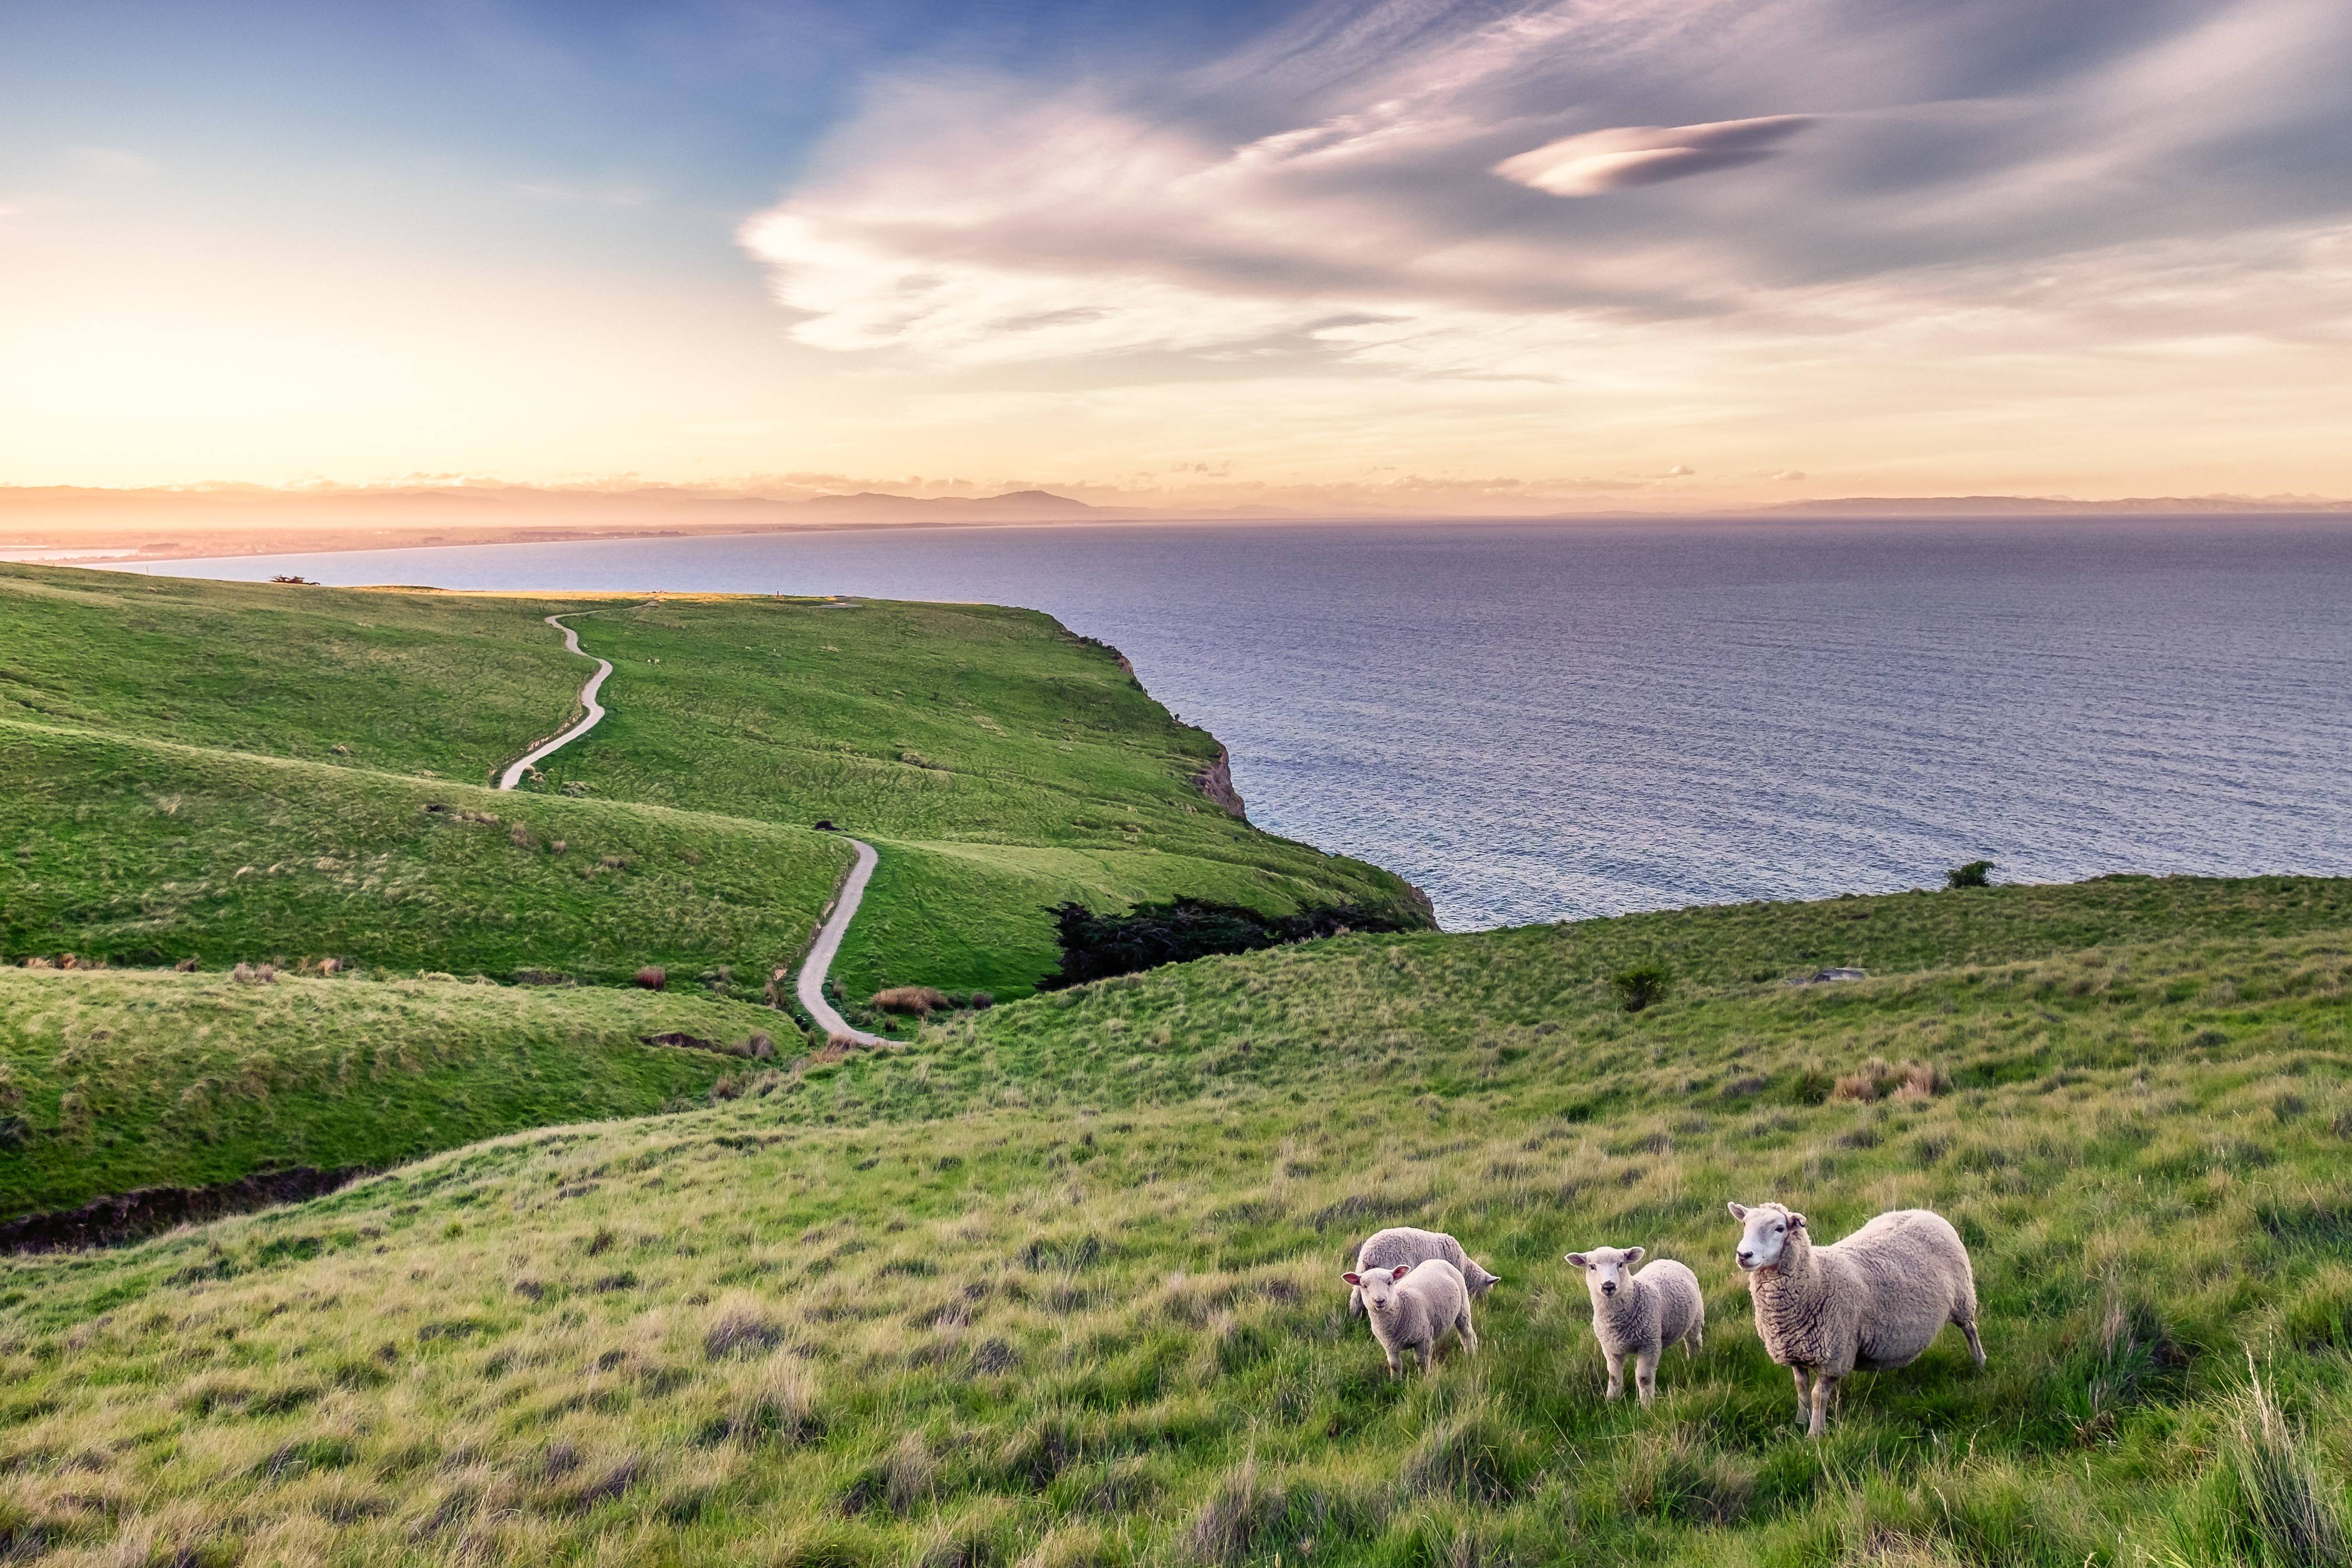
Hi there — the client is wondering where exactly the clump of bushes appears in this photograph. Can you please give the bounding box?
[1832,1057,1947,1103]
[634,966,667,991]
[872,986,951,1016]
[1947,859,1996,888]
[1039,897,1418,989]
[1610,964,1671,1013]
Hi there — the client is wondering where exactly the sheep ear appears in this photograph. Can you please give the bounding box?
[1624,1246,1645,1264]
[1727,1202,1749,1220]
[1342,1272,1362,1286]
[1786,1212,1807,1231]
[1565,1253,1587,1268]
[1391,1265,1411,1280]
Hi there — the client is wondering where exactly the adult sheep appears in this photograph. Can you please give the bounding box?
[1346,1227,1500,1319]
[1727,1200,1984,1437]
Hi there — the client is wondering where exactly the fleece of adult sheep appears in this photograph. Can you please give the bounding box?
[1343,1258,1479,1377]
[1564,1244,1705,1407]
[1729,1200,1986,1437]
[1346,1226,1501,1318]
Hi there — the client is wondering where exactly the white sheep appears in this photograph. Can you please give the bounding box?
[1347,1227,1501,1318]
[1728,1200,1985,1436]
[1341,1258,1478,1377]
[1564,1245,1704,1406]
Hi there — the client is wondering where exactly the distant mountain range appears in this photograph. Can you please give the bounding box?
[3,482,2346,561]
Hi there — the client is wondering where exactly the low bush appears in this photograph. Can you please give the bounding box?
[1610,964,1671,1013]
[1947,860,1996,888]
[873,986,952,1016]
[1039,898,1416,989]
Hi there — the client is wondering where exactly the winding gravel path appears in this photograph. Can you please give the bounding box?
[798,837,886,1046]
[497,614,613,790]
[498,607,885,1046]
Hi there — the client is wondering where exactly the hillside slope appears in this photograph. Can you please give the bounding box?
[1,565,1428,1002]
[4,877,2346,1567]
[0,968,791,1221]
[504,594,1429,999]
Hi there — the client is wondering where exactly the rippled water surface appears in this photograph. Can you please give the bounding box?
[118,517,2352,930]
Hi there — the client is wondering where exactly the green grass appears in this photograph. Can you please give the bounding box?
[4,876,2348,1565]
[0,718,852,991]
[0,566,589,782]
[0,968,788,1218]
[1,567,1427,1005]
[517,595,1428,999]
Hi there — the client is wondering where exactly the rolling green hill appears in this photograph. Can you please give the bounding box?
[0,566,1428,1005]
[4,876,2346,1566]
[0,968,786,1219]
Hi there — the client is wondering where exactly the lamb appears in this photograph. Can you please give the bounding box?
[1341,1258,1478,1377]
[1728,1200,1985,1437]
[1347,1227,1501,1318]
[1564,1245,1704,1406]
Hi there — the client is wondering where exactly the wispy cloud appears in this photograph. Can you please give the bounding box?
[740,0,2352,375]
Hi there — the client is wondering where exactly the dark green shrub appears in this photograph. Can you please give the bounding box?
[1039,898,1417,989]
[1610,964,1671,1013]
[1946,860,1995,888]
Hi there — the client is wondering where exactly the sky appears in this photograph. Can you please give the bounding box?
[4,0,2351,512]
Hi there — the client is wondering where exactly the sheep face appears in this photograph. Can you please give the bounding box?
[1565,1246,1645,1302]
[1342,1263,1413,1315]
[1728,1202,1804,1271]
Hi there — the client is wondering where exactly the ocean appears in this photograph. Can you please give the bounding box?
[110,515,2352,931]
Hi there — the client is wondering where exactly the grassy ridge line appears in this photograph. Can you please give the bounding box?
[1,894,2346,1564]
[0,968,794,1218]
[4,566,1428,999]
[0,564,592,781]
[522,596,1432,997]
[592,880,2352,1137]
[1,716,853,988]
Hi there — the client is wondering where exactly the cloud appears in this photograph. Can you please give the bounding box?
[743,0,2352,375]
[1494,116,1813,197]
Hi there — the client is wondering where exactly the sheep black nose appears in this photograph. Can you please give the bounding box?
[1737,1250,1753,1265]
[1601,1282,1616,1294]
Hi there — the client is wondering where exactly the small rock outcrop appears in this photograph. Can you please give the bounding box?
[1191,746,1247,819]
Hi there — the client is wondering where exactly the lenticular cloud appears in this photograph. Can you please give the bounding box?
[1493,116,1814,198]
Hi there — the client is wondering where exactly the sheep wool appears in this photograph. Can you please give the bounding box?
[1348,1227,1502,1318]
[1342,1257,1478,1377]
[1565,1245,1705,1407]
[1729,1201,1985,1436]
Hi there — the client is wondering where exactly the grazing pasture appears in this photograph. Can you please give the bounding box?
[4,877,2347,1565]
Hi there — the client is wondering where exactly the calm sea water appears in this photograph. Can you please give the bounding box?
[109,517,2352,930]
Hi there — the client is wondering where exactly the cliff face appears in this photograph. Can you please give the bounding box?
[1192,745,1247,819]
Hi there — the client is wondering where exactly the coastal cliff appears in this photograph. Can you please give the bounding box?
[1192,744,1246,818]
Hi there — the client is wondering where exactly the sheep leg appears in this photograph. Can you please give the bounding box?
[1604,1350,1627,1401]
[1958,1317,1986,1368]
[1789,1367,1813,1427]
[1456,1309,1479,1359]
[1686,1325,1704,1358]
[1635,1347,1660,1409]
[1348,1287,1364,1319]
[1807,1373,1837,1438]
[1385,1348,1402,1378]
[1422,1341,1442,1379]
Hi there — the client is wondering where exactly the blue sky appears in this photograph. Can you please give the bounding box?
[4,1,2350,508]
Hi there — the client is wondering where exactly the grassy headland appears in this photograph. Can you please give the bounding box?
[3,875,2346,1565]
[506,595,1427,999]
[1,566,1427,1004]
